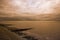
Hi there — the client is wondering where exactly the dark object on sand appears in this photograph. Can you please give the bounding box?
[0,24,32,32]
[0,24,12,27]
[12,28,32,32]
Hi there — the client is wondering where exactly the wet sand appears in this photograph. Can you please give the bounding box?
[0,21,60,40]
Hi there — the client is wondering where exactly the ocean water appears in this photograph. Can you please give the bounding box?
[0,21,60,40]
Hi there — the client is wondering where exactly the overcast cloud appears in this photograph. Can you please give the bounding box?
[0,0,60,21]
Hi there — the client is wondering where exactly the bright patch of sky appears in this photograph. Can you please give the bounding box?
[11,0,60,14]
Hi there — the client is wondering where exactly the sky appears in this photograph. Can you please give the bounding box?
[0,0,60,21]
[10,0,60,14]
